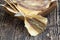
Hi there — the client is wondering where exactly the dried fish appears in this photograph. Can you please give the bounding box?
[1,0,56,36]
[25,15,48,36]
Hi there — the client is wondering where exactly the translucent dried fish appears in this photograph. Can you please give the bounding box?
[1,0,57,36]
[25,15,48,36]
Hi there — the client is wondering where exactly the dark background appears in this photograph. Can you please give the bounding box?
[0,0,60,40]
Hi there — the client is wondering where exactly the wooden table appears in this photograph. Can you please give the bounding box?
[0,0,60,40]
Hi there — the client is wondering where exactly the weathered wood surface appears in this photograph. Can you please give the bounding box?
[0,0,60,40]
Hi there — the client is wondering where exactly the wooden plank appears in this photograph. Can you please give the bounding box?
[42,8,58,40]
[58,1,60,40]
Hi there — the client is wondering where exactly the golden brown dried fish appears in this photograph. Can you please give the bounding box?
[25,15,48,36]
[1,0,57,36]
